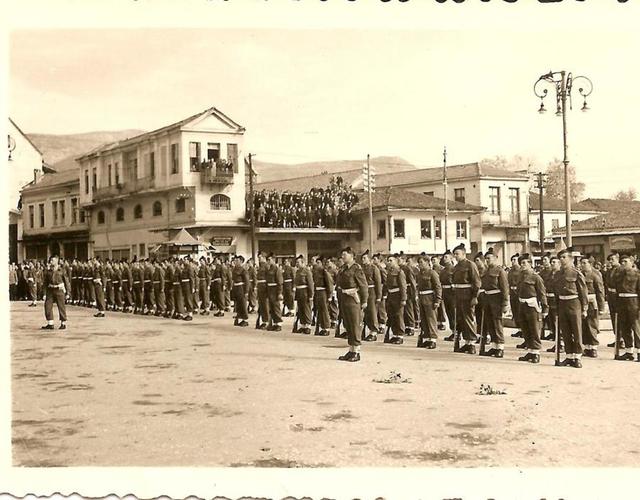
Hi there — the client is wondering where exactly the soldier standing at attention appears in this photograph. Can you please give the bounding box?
[211,257,226,316]
[543,256,563,352]
[580,256,605,358]
[25,262,37,307]
[614,253,640,361]
[479,248,509,358]
[92,258,106,318]
[440,250,456,342]
[282,257,295,317]
[431,255,446,331]
[311,256,333,336]
[131,260,143,314]
[104,260,114,311]
[361,250,382,341]
[180,257,196,321]
[451,243,481,354]
[538,253,555,341]
[163,259,174,318]
[516,253,547,364]
[197,256,211,315]
[605,252,623,349]
[143,258,156,315]
[266,253,284,331]
[224,257,233,312]
[384,255,407,345]
[247,258,257,314]
[553,248,589,368]
[153,259,166,317]
[336,247,368,362]
[372,253,388,331]
[112,262,123,312]
[474,251,488,345]
[294,255,314,334]
[415,254,442,349]
[255,252,270,329]
[508,253,523,338]
[399,253,417,336]
[121,260,133,313]
[41,256,67,330]
[231,255,250,327]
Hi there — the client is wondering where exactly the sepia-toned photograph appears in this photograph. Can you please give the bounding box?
[3,1,640,497]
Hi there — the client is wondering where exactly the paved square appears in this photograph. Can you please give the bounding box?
[11,302,640,467]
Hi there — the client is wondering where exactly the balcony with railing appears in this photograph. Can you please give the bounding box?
[196,159,235,185]
[93,176,156,202]
[482,210,527,227]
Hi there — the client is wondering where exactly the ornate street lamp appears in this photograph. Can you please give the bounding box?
[534,71,593,247]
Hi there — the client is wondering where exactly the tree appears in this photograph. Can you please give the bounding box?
[613,188,637,201]
[479,155,534,174]
[544,158,585,202]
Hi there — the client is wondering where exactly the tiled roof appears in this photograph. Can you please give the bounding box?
[551,198,640,234]
[76,107,244,160]
[528,193,604,212]
[353,187,484,213]
[21,170,79,193]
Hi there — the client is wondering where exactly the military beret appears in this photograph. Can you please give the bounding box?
[484,247,495,258]
[543,252,552,258]
[474,252,485,261]
[443,249,452,257]
[518,253,532,264]
[620,253,631,260]
[453,243,466,253]
[510,253,520,259]
[296,254,304,261]
[341,247,354,255]
[557,249,569,257]
[361,249,370,257]
[236,255,245,263]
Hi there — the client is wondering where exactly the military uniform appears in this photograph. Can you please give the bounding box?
[25,266,37,304]
[112,264,123,311]
[415,266,442,347]
[256,262,270,327]
[539,265,557,340]
[614,265,640,359]
[224,262,233,311]
[164,262,175,317]
[181,262,196,318]
[153,262,166,315]
[508,263,523,333]
[439,263,456,337]
[452,257,481,351]
[121,262,133,312]
[312,262,334,335]
[143,262,156,314]
[336,261,368,348]
[211,263,226,315]
[43,265,67,327]
[480,261,509,356]
[401,261,417,335]
[553,265,588,362]
[294,264,314,333]
[375,261,388,328]
[71,261,81,304]
[604,263,621,341]
[266,261,284,329]
[384,266,407,342]
[282,263,295,316]
[247,264,257,313]
[231,263,250,325]
[197,261,211,313]
[93,263,106,315]
[132,263,144,313]
[517,267,547,360]
[361,261,382,337]
[104,263,114,310]
[582,267,605,355]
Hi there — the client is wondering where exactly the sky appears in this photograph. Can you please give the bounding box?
[9,27,640,199]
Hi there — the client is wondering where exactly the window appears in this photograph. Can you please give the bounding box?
[108,164,112,186]
[28,205,34,229]
[132,158,138,179]
[421,220,432,239]
[175,198,186,213]
[149,152,155,178]
[377,219,386,239]
[52,201,58,226]
[190,142,201,171]
[210,194,231,210]
[84,170,89,194]
[139,243,146,258]
[423,191,434,197]
[71,198,78,224]
[134,204,143,219]
[227,144,238,173]
[116,207,124,222]
[393,219,405,238]
[39,204,45,227]
[171,144,179,174]
[59,200,65,225]
[456,220,468,239]
[551,218,560,230]
[152,201,162,216]
[92,168,97,192]
[207,143,220,161]
[489,186,500,214]
[454,188,465,204]
[434,219,442,239]
[115,162,120,185]
[97,210,105,224]
[509,187,520,213]
[79,209,85,224]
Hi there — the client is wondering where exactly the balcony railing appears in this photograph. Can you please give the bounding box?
[482,211,526,226]
[198,159,235,185]
[93,176,156,201]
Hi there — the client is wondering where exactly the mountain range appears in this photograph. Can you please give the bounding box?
[26,130,418,181]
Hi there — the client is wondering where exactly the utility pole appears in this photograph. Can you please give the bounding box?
[247,153,256,262]
[363,155,375,253]
[443,147,449,250]
[535,171,547,257]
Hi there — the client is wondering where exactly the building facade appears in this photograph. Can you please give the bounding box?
[20,170,90,261]
[76,107,249,260]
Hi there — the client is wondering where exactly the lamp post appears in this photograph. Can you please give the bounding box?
[534,70,593,247]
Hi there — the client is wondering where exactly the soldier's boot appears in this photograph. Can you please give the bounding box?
[417,335,426,348]
[94,312,105,318]
[464,343,477,355]
[636,353,640,362]
[239,320,249,327]
[547,344,564,353]
[272,325,283,332]
[558,358,573,366]
[571,358,583,368]
[426,340,437,349]
[59,322,66,330]
[616,352,635,361]
[529,354,541,364]
[480,348,495,357]
[511,330,523,338]
[518,352,534,362]
[493,349,504,358]
[389,336,404,345]
[444,333,455,342]
[516,341,527,349]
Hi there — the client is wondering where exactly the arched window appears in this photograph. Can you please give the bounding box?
[152,201,162,217]
[97,210,105,224]
[210,194,231,211]
[116,207,124,222]
[134,204,143,219]
[175,198,186,213]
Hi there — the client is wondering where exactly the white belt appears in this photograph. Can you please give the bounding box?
[442,285,452,289]
[284,279,293,283]
[93,279,102,284]
[607,288,617,293]
[558,295,579,300]
[257,279,266,283]
[388,287,400,293]
[587,293,597,300]
[233,282,245,287]
[173,282,181,285]
[418,290,434,295]
[213,278,222,282]
[619,293,638,298]
[133,281,140,284]
[27,277,34,282]
[342,288,357,293]
[48,283,64,289]
[267,283,278,287]
[181,279,190,282]
[153,281,161,284]
[143,280,151,283]
[519,297,541,312]
[296,285,308,289]
[452,284,471,289]
[546,293,555,297]
[478,288,485,293]
[485,289,501,295]
[316,286,326,290]
[368,284,375,288]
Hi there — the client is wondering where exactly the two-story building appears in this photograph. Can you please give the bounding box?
[20,169,89,261]
[76,107,249,260]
